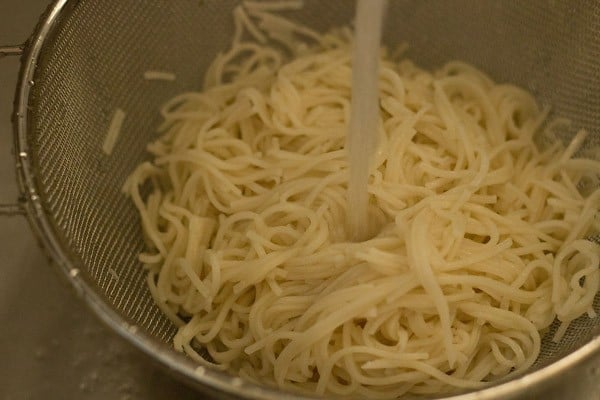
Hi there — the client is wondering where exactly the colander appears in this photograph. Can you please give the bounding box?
[0,0,599,399]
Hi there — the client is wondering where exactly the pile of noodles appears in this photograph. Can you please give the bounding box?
[124,2,600,397]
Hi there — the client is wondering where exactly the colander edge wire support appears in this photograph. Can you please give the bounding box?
[0,45,26,217]
[1,0,599,399]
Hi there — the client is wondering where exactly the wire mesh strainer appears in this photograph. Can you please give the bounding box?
[1,0,599,399]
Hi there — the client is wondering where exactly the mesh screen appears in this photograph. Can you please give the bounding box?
[25,0,600,397]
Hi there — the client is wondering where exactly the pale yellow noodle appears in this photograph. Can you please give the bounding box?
[122,1,600,398]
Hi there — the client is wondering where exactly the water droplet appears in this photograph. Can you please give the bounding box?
[127,325,138,334]
[34,347,46,359]
[195,366,206,376]
[69,268,80,278]
[19,151,27,158]
[28,80,35,86]
[30,194,39,202]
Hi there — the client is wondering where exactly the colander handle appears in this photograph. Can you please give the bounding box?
[0,44,26,217]
[0,45,24,57]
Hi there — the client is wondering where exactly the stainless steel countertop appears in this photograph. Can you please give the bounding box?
[0,1,200,399]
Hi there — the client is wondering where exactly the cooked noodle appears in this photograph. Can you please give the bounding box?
[123,2,600,397]
[144,71,177,81]
[102,108,125,155]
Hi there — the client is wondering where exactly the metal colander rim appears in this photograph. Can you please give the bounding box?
[10,0,600,399]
